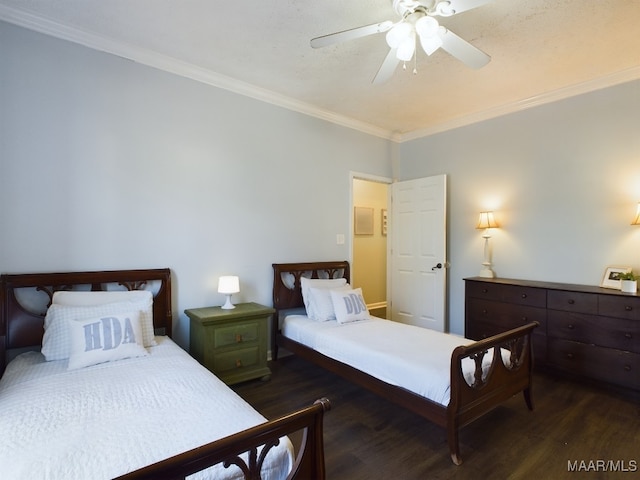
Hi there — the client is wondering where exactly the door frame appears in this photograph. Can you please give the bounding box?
[349,171,393,308]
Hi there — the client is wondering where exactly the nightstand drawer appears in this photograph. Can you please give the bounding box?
[214,346,260,373]
[214,321,259,348]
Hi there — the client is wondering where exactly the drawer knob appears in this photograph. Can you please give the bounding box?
[567,324,574,330]
[568,299,575,305]
[482,309,488,315]
[235,334,243,343]
[624,333,632,339]
[566,353,574,360]
[624,365,631,372]
[521,316,528,322]
[625,305,633,311]
[236,359,243,368]
[521,293,527,299]
[482,288,488,293]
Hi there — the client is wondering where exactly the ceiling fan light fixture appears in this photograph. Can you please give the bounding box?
[396,30,416,61]
[386,22,413,48]
[415,15,439,37]
[419,33,443,55]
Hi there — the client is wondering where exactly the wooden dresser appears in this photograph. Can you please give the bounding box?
[465,277,640,391]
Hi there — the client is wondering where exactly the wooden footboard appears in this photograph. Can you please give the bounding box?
[118,397,331,480]
[447,322,538,465]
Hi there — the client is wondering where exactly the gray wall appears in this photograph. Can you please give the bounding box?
[0,22,392,346]
[399,79,640,333]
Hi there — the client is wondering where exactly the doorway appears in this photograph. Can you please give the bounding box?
[351,174,391,319]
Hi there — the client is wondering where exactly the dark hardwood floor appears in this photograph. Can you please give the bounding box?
[232,355,639,479]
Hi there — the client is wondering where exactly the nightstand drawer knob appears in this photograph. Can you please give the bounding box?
[568,299,575,305]
[567,324,574,330]
[235,334,243,343]
[236,359,243,368]
[624,333,632,339]
[566,353,574,360]
[625,305,633,311]
[521,293,527,299]
[624,365,631,372]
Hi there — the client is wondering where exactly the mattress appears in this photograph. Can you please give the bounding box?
[283,315,510,406]
[0,336,293,480]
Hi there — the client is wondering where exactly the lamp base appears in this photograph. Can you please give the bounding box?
[221,295,236,309]
[479,268,495,278]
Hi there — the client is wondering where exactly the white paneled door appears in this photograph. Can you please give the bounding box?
[389,175,447,331]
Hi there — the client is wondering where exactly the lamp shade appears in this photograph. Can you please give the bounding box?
[632,203,640,225]
[476,211,498,229]
[218,276,239,294]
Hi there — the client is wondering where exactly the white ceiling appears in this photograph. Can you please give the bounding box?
[1,0,639,141]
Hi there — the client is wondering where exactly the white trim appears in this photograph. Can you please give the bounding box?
[396,66,640,142]
[3,5,639,144]
[367,301,387,311]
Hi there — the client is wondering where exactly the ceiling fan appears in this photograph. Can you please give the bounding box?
[311,0,492,84]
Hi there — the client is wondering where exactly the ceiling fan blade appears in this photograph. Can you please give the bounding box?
[372,48,400,85]
[311,21,393,49]
[444,0,492,15]
[438,28,490,68]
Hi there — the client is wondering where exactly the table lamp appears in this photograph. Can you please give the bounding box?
[218,276,239,309]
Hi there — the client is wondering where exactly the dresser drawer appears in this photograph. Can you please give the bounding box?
[213,346,261,374]
[547,290,597,314]
[547,339,640,390]
[466,282,546,307]
[214,321,259,348]
[598,295,640,321]
[467,298,547,332]
[548,311,640,353]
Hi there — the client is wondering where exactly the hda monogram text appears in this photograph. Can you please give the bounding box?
[83,316,137,352]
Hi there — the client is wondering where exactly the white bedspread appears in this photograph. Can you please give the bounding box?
[0,337,293,480]
[283,315,507,406]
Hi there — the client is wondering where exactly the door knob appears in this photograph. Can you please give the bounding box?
[432,263,443,270]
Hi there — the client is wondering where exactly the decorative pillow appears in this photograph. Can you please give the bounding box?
[308,284,351,321]
[300,277,347,320]
[330,287,371,324]
[67,311,148,370]
[52,290,155,347]
[43,302,148,361]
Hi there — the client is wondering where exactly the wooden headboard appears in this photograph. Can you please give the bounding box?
[0,268,172,375]
[271,261,350,357]
[272,261,350,311]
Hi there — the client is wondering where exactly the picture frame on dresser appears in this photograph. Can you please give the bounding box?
[601,266,631,289]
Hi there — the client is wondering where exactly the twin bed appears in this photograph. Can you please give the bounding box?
[272,261,538,465]
[0,268,329,479]
[0,262,537,477]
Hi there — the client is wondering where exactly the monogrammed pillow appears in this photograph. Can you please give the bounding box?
[67,311,148,370]
[330,287,371,324]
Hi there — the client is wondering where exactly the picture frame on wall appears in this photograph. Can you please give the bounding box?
[354,206,374,235]
[601,266,632,289]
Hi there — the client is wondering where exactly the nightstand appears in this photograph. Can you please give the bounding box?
[186,302,274,385]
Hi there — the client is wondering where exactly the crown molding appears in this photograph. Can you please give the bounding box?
[0,5,395,141]
[397,66,640,142]
[2,4,638,145]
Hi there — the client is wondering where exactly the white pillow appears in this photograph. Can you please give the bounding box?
[300,277,348,321]
[67,311,148,370]
[330,287,371,324]
[43,302,148,361]
[308,285,351,321]
[52,290,155,347]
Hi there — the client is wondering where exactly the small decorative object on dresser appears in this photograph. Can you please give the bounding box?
[187,302,274,385]
[601,266,632,289]
[619,271,638,293]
